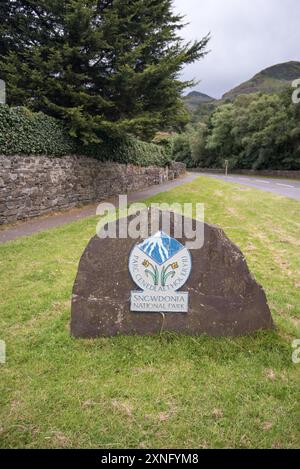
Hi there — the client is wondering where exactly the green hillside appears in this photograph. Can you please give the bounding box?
[223,61,300,100]
[183,91,215,111]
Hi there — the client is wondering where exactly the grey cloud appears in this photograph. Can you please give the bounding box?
[173,0,300,98]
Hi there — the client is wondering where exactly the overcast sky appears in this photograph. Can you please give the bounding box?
[173,0,300,98]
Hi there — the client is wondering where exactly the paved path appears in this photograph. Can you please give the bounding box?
[202,173,300,201]
[0,173,199,244]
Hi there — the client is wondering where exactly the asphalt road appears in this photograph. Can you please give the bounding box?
[201,173,300,201]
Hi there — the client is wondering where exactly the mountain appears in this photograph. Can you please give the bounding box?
[223,61,300,100]
[138,231,183,265]
[183,91,215,111]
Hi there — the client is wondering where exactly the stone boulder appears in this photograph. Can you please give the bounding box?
[71,212,273,337]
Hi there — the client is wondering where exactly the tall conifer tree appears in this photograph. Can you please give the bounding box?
[0,1,209,143]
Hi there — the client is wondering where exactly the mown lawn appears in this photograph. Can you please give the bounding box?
[0,176,299,449]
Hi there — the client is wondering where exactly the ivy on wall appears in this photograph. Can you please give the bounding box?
[0,105,171,167]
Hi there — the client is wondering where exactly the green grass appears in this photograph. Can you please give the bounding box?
[0,176,299,449]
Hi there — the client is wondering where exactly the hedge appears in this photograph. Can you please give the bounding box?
[0,105,171,167]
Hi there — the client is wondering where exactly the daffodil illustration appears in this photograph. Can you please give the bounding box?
[161,262,179,287]
[143,259,159,286]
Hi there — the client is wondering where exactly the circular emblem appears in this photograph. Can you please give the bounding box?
[129,231,192,292]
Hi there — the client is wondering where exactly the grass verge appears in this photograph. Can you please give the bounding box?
[0,176,299,448]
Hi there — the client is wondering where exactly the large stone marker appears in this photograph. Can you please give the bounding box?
[71,212,273,337]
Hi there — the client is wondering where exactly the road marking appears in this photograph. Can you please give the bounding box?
[255,179,270,184]
[276,183,295,188]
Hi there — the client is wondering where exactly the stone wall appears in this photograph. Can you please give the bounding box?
[168,161,186,178]
[190,168,300,179]
[0,155,186,224]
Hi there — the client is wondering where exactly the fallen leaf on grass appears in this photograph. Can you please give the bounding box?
[158,412,170,422]
[111,399,133,417]
[51,431,70,447]
[265,368,276,381]
[82,399,96,408]
[263,422,273,431]
[212,408,223,419]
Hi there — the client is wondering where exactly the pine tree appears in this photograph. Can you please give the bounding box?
[0,1,209,143]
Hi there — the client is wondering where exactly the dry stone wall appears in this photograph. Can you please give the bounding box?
[0,155,185,224]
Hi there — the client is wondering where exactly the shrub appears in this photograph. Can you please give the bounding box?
[0,105,171,166]
[171,133,192,166]
[171,124,210,168]
[0,105,76,156]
